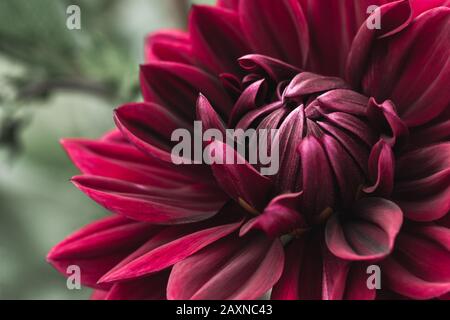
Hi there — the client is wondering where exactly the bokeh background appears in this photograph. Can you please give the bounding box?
[0,0,213,300]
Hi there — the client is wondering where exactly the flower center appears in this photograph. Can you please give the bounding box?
[232,66,379,224]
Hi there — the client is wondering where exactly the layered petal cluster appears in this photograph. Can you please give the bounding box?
[48,0,450,300]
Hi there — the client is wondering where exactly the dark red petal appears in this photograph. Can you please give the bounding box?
[208,140,272,211]
[438,214,450,228]
[106,271,170,300]
[322,112,377,147]
[72,175,227,224]
[271,240,303,300]
[382,225,450,299]
[228,79,267,128]
[440,292,450,300]
[402,179,450,213]
[48,221,156,261]
[322,134,364,207]
[99,204,246,284]
[361,7,450,127]
[167,233,284,300]
[346,0,413,87]
[410,116,450,147]
[316,89,369,117]
[383,258,450,299]
[343,263,377,300]
[326,198,403,261]
[145,30,193,65]
[196,94,226,134]
[284,72,350,99]
[394,143,450,221]
[220,73,243,100]
[273,233,376,300]
[101,130,128,144]
[61,138,201,188]
[217,0,240,11]
[239,0,309,68]
[189,5,250,75]
[322,249,351,300]
[367,98,409,147]
[114,102,190,163]
[102,223,208,277]
[99,219,243,283]
[396,143,450,180]
[323,254,376,300]
[140,62,232,120]
[91,290,109,300]
[364,140,395,197]
[271,232,323,300]
[316,121,370,176]
[300,0,393,77]
[236,101,284,131]
[47,216,156,289]
[410,0,450,17]
[238,54,300,83]
[274,106,305,193]
[298,135,335,219]
[240,192,305,238]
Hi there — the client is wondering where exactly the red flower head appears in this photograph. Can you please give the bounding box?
[48,0,450,300]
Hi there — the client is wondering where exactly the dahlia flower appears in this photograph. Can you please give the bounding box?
[48,0,450,300]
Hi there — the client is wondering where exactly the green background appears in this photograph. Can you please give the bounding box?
[0,0,214,300]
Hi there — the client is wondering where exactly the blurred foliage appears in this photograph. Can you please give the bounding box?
[0,0,153,155]
[0,0,139,103]
[0,0,214,300]
[0,0,216,154]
